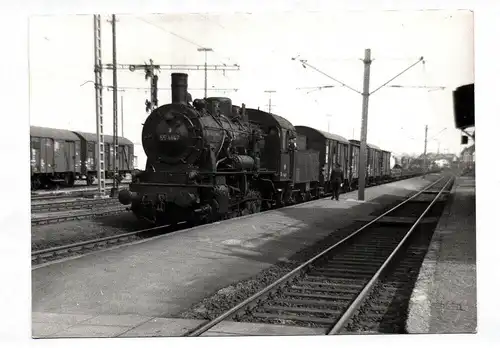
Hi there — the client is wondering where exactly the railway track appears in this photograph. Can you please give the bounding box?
[185,175,453,336]
[31,206,128,226]
[31,175,430,264]
[31,223,179,266]
[31,185,128,201]
[30,174,425,227]
[31,197,120,213]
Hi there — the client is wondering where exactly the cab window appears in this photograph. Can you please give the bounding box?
[281,129,288,152]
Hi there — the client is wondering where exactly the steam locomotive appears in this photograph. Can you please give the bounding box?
[118,73,400,225]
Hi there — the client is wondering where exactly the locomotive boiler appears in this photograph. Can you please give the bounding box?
[119,73,265,225]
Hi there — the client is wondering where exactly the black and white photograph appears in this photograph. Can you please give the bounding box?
[23,3,479,341]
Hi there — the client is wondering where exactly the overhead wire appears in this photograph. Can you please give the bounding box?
[136,16,235,66]
[136,17,204,49]
[134,15,236,86]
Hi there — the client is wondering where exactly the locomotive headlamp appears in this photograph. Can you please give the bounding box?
[188,170,199,180]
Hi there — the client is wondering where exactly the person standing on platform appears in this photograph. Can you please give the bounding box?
[330,163,344,201]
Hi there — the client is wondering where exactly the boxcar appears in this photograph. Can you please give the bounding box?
[72,131,135,184]
[30,126,81,189]
[295,126,349,193]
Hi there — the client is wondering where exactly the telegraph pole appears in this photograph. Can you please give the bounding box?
[423,125,428,178]
[357,49,372,201]
[197,47,213,98]
[264,90,276,113]
[93,14,105,197]
[111,14,119,197]
[293,51,426,201]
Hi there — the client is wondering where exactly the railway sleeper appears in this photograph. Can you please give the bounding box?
[330,255,394,263]
[313,267,379,275]
[290,288,359,300]
[343,240,400,246]
[261,305,343,317]
[329,254,393,261]
[251,312,335,325]
[308,271,373,279]
[272,298,350,308]
[298,280,365,288]
[285,290,355,301]
[322,259,388,267]
[304,275,365,285]
[291,285,361,295]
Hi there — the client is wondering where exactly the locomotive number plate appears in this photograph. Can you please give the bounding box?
[159,134,180,141]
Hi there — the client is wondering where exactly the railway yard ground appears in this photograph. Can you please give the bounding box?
[31,174,476,338]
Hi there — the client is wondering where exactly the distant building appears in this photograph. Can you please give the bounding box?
[435,159,450,168]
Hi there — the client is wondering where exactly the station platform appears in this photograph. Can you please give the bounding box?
[32,175,439,338]
[406,176,476,334]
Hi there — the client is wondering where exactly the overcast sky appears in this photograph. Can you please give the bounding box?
[28,10,473,167]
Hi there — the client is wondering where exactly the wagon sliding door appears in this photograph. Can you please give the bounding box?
[105,143,111,173]
[121,145,130,171]
[338,143,348,180]
[65,141,76,172]
[53,140,66,174]
[43,138,55,174]
[352,146,360,179]
[87,141,96,172]
[31,137,41,174]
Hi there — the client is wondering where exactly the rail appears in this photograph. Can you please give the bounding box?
[186,175,452,336]
[31,223,171,263]
[327,175,453,334]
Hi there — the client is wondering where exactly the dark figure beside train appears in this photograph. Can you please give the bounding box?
[118,73,430,226]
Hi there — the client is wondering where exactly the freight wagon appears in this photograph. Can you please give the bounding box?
[73,132,134,185]
[295,126,350,193]
[30,125,134,190]
[30,126,82,190]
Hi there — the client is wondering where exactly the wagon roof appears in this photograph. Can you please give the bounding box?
[30,126,80,141]
[246,108,295,131]
[348,139,382,150]
[72,131,134,146]
[367,143,381,150]
[295,125,349,144]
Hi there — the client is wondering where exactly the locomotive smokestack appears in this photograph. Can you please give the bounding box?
[171,73,188,104]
